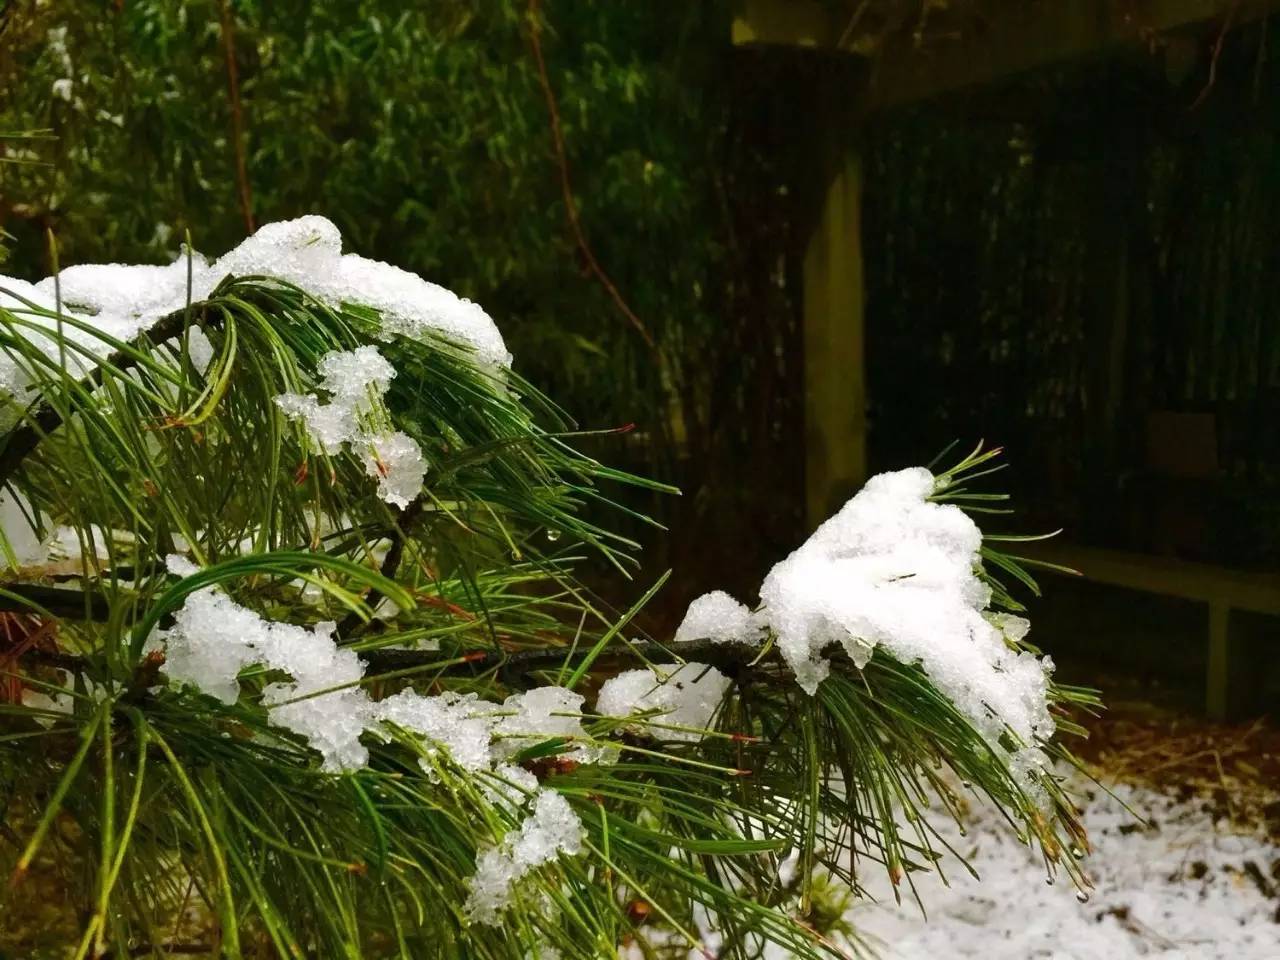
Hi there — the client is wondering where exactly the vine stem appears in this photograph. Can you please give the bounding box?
[525,0,657,354]
[217,0,256,233]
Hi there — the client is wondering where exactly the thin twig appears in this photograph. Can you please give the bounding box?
[836,0,874,49]
[525,0,656,353]
[217,0,255,233]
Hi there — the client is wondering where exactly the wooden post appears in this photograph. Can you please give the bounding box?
[803,146,867,528]
[1206,601,1230,721]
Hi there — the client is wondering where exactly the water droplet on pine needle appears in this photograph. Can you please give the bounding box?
[1075,890,1090,903]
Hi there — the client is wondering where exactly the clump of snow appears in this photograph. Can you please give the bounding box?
[162,587,370,769]
[275,346,427,507]
[317,343,397,400]
[673,590,758,646]
[0,214,510,406]
[274,392,356,455]
[596,662,730,742]
[361,430,427,509]
[465,789,585,924]
[375,689,496,775]
[165,553,200,578]
[493,686,611,765]
[854,778,1280,960]
[675,467,1055,786]
[274,344,396,454]
[483,763,542,810]
[161,588,264,706]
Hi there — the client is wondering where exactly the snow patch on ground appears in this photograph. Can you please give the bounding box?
[855,779,1280,959]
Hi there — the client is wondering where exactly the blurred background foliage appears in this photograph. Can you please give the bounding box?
[0,0,810,617]
[3,0,1279,615]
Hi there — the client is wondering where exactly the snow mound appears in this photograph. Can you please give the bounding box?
[0,214,511,401]
[674,467,1056,787]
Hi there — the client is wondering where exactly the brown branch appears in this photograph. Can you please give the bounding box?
[525,0,656,354]
[1189,0,1240,111]
[218,0,255,234]
[0,583,110,621]
[336,497,426,638]
[10,628,762,686]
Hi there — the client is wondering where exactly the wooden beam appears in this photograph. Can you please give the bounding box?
[803,147,867,528]
[867,0,1270,110]
[1017,541,1280,614]
[1206,601,1231,720]
[733,0,1276,109]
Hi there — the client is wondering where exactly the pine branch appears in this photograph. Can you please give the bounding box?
[0,581,110,620]
[5,608,758,683]
[0,304,203,487]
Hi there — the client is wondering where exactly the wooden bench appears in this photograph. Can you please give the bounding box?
[1013,542,1280,720]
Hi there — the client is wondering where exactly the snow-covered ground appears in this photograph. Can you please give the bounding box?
[855,780,1280,959]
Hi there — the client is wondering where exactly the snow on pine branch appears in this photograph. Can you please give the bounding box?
[158,575,605,922]
[156,467,1052,916]
[275,345,427,508]
[0,214,511,402]
[674,467,1057,791]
